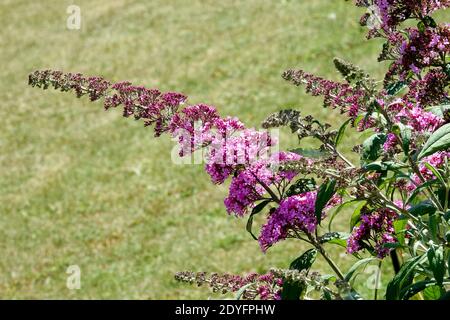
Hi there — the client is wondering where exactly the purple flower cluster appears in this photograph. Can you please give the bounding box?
[259,191,339,252]
[282,69,368,119]
[347,205,400,258]
[383,132,399,152]
[29,70,188,137]
[28,70,111,100]
[393,102,443,132]
[408,151,450,190]
[106,81,187,136]
[169,104,220,156]
[224,152,301,216]
[356,1,450,113]
[204,128,275,184]
[174,271,282,300]
[397,25,450,78]
[404,69,449,107]
[369,0,450,32]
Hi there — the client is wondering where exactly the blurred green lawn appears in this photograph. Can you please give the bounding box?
[1,0,392,299]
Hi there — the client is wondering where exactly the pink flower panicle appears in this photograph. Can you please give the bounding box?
[368,0,450,32]
[204,128,276,184]
[397,26,450,79]
[28,70,188,137]
[346,201,408,258]
[224,152,301,216]
[174,271,282,300]
[258,191,340,252]
[408,151,450,190]
[282,69,367,119]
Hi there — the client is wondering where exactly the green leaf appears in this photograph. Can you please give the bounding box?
[315,180,336,225]
[350,201,366,232]
[386,81,406,95]
[319,232,349,248]
[400,280,435,300]
[423,285,445,300]
[418,123,450,160]
[428,214,439,242]
[281,280,305,300]
[246,200,271,240]
[424,163,446,187]
[408,200,437,217]
[321,289,333,300]
[393,218,408,246]
[386,255,426,300]
[382,242,406,249]
[328,238,348,248]
[335,118,352,147]
[427,246,445,286]
[328,200,365,232]
[426,104,450,118]
[235,283,254,300]
[423,16,437,28]
[418,21,426,33]
[393,123,411,155]
[363,161,407,172]
[406,179,438,204]
[286,178,316,197]
[289,248,317,271]
[361,133,387,163]
[344,258,376,282]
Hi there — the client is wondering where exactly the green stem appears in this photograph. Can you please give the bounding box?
[374,260,382,300]
[306,233,345,280]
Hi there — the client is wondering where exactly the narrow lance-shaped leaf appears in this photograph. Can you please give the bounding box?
[315,180,336,225]
[335,118,352,147]
[386,81,406,95]
[246,200,271,240]
[386,255,427,300]
[393,219,408,246]
[400,280,436,300]
[427,246,445,286]
[286,178,316,197]
[328,200,365,232]
[424,162,446,187]
[393,123,411,155]
[319,232,349,248]
[418,123,450,160]
[406,179,438,204]
[350,201,366,232]
[361,133,387,163]
[408,200,437,217]
[344,258,376,282]
[289,248,317,271]
[282,249,318,300]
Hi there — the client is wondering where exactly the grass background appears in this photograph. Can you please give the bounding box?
[0,0,396,299]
